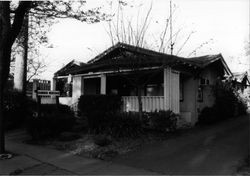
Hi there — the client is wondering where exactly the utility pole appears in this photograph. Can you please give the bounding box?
[170,0,174,55]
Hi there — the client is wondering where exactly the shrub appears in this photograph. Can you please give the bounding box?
[78,96,178,137]
[103,112,144,138]
[88,112,143,138]
[3,91,37,130]
[198,107,218,125]
[58,132,81,141]
[145,110,178,132]
[25,104,76,140]
[78,95,122,130]
[93,134,112,146]
[237,98,248,116]
[78,95,122,115]
[198,81,248,125]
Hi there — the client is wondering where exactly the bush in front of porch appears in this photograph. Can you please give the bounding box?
[78,95,178,138]
[78,95,142,138]
[78,95,122,132]
[144,110,178,132]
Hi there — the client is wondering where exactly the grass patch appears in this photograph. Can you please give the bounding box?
[43,131,174,161]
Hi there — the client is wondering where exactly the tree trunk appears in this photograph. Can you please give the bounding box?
[0,1,31,154]
[0,2,11,154]
[14,14,28,94]
[0,86,4,154]
[0,41,11,154]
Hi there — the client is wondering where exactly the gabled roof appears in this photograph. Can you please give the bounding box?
[54,59,85,77]
[187,54,232,75]
[87,42,199,66]
[59,43,232,76]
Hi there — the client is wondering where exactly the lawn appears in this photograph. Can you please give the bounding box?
[43,131,172,161]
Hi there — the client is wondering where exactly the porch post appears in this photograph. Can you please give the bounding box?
[51,77,56,91]
[72,76,84,103]
[100,74,106,95]
[171,70,180,114]
[164,67,171,110]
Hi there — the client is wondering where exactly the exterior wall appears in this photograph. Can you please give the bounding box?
[180,77,198,124]
[180,65,222,125]
[59,97,72,106]
[197,66,219,113]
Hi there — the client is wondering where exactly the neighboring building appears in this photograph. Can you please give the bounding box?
[53,43,232,125]
[232,71,250,92]
[233,71,250,107]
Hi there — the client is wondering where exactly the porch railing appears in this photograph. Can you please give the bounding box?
[122,96,165,112]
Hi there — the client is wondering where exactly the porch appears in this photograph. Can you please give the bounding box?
[56,67,180,114]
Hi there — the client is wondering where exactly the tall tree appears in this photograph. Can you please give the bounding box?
[0,1,31,154]
[13,1,111,94]
[0,1,110,154]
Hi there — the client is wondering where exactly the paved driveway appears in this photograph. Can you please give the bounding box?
[113,114,249,175]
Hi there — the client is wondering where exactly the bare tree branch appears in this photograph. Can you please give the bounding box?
[176,31,195,55]
[187,39,213,57]
[9,1,31,46]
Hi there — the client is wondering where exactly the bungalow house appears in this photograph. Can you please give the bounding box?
[53,43,232,125]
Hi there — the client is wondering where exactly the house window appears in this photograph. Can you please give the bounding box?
[146,84,163,96]
[197,87,203,102]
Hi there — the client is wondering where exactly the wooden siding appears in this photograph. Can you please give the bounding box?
[164,68,180,114]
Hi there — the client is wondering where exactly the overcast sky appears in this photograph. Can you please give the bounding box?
[39,0,249,80]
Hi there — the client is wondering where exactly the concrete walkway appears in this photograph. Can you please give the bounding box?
[113,114,250,175]
[1,130,158,175]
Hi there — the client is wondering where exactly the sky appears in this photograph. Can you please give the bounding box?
[38,0,249,80]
